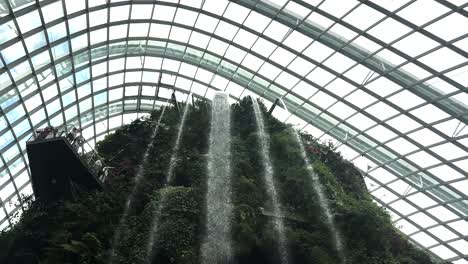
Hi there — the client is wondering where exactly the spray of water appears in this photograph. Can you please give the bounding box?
[252,98,290,264]
[108,104,168,264]
[201,92,233,264]
[295,131,345,260]
[145,100,191,263]
[280,98,345,263]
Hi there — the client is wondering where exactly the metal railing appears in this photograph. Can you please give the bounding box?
[28,125,106,182]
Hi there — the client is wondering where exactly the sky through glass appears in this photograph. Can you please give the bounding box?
[0,0,467,262]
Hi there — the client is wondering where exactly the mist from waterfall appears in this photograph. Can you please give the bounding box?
[277,98,345,262]
[145,101,191,263]
[201,92,233,264]
[108,104,168,264]
[292,127,345,263]
[251,98,290,264]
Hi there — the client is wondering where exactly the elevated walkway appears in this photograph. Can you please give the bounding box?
[26,128,103,201]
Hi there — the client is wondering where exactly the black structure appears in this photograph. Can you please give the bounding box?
[268,98,280,116]
[26,136,102,201]
[171,92,181,116]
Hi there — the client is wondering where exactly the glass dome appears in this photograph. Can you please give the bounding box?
[0,0,467,262]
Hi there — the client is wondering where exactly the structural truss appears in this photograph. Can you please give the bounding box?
[0,0,467,262]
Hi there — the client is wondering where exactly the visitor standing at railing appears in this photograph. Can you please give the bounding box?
[94,158,113,183]
[66,127,80,143]
[35,126,56,139]
[100,166,113,182]
[95,159,103,172]
[35,128,46,139]
[73,134,85,149]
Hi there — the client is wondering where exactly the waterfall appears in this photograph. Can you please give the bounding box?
[201,92,233,264]
[279,98,345,262]
[145,100,191,263]
[108,104,168,264]
[292,125,346,263]
[252,98,290,264]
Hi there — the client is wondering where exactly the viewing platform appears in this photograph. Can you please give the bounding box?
[26,127,103,201]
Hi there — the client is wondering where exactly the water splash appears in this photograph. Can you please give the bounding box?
[278,98,345,262]
[145,100,191,263]
[201,92,233,264]
[252,98,290,264]
[292,127,346,263]
[108,104,168,264]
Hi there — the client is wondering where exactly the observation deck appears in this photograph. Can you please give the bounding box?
[26,127,103,201]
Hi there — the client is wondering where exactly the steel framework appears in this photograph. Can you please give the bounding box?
[0,0,467,262]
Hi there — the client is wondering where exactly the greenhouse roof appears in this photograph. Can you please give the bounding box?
[0,0,467,262]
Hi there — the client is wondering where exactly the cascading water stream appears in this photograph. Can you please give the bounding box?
[296,133,345,262]
[145,99,191,263]
[201,92,233,264]
[251,98,290,264]
[279,99,346,263]
[108,103,168,264]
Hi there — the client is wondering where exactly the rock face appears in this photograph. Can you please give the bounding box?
[0,98,443,264]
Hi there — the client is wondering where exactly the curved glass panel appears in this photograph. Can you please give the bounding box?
[0,0,467,261]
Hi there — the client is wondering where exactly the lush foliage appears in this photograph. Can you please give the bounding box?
[0,98,443,264]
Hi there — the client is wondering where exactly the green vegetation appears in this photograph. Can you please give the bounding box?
[0,98,442,264]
